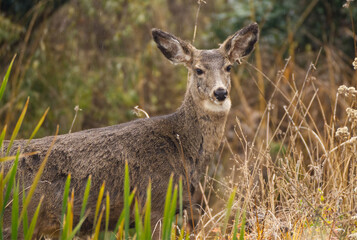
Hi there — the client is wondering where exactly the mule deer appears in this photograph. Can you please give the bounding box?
[3,23,258,238]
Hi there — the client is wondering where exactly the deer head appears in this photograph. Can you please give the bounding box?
[152,23,259,113]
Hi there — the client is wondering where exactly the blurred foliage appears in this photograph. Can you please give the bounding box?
[0,14,24,46]
[1,0,69,22]
[210,0,357,50]
[0,0,356,137]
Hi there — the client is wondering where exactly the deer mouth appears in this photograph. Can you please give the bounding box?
[210,97,221,105]
[209,96,228,105]
[203,97,231,112]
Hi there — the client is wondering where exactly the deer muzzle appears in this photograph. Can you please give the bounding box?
[213,88,228,102]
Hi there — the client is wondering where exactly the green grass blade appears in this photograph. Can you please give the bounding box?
[239,210,246,240]
[6,97,29,156]
[111,190,135,240]
[221,187,236,236]
[93,181,105,230]
[162,174,173,240]
[144,181,151,240]
[0,125,7,155]
[22,184,29,237]
[67,190,75,237]
[11,181,19,240]
[80,175,91,220]
[232,204,241,240]
[134,199,143,240]
[67,210,89,240]
[124,161,130,240]
[171,221,176,240]
[0,54,16,102]
[168,185,178,240]
[60,176,71,240]
[178,225,185,240]
[18,127,58,226]
[170,185,178,219]
[27,107,49,145]
[25,196,43,240]
[61,174,71,225]
[179,177,183,222]
[62,190,75,239]
[117,221,124,240]
[62,174,71,214]
[2,150,20,214]
[61,215,69,240]
[93,207,104,240]
[105,191,110,237]
[0,170,4,238]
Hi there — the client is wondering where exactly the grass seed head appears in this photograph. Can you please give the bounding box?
[336,126,350,141]
[346,108,357,126]
[338,85,357,97]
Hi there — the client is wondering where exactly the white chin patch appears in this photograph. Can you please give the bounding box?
[203,99,231,112]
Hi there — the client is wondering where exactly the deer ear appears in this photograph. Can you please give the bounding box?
[221,23,259,63]
[152,28,193,64]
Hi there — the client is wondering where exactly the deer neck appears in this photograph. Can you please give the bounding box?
[174,90,229,164]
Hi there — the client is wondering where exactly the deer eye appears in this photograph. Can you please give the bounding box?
[195,68,204,75]
[226,65,232,72]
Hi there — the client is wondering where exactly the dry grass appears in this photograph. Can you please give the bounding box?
[192,53,357,239]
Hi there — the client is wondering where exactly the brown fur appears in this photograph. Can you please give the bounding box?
[2,23,258,238]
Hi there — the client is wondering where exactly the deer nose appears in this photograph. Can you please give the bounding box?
[214,88,228,101]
